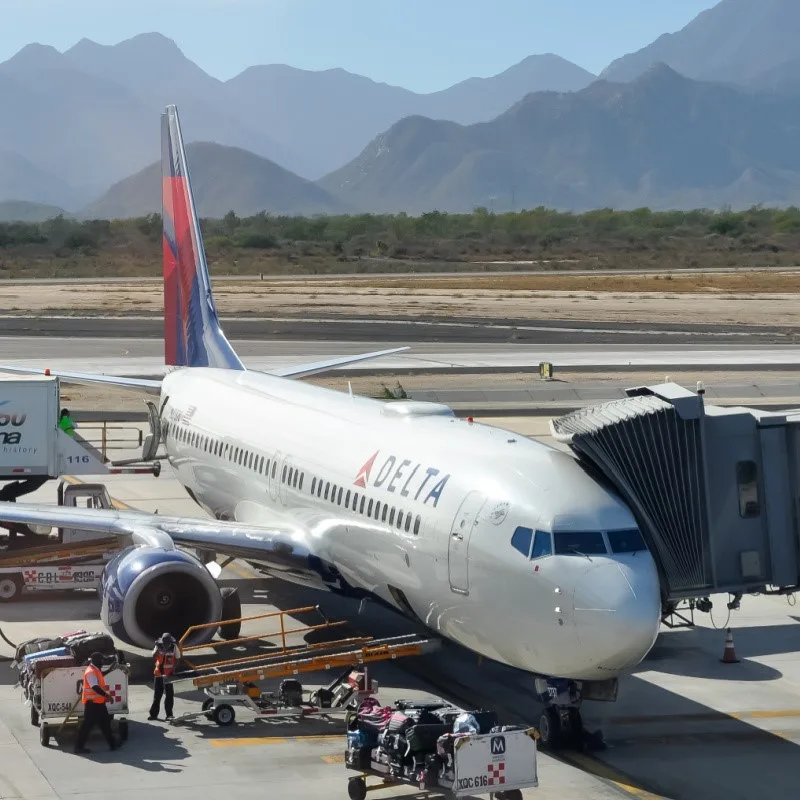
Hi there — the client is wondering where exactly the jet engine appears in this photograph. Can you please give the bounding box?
[100,545,224,649]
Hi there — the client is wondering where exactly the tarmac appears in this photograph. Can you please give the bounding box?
[3,421,800,799]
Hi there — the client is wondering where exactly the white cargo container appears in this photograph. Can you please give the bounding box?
[0,375,107,479]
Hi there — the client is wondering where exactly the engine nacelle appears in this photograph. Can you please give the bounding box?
[100,545,223,649]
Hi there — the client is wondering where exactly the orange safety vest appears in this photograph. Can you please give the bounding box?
[82,664,108,705]
[154,648,177,677]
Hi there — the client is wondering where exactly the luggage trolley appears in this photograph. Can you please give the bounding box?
[344,700,539,799]
[14,630,130,747]
[34,662,130,747]
[166,605,439,728]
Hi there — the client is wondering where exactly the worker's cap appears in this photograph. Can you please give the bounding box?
[160,633,176,644]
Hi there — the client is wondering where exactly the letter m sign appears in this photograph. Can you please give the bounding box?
[490,735,506,755]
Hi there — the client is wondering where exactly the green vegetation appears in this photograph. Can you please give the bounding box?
[0,206,799,278]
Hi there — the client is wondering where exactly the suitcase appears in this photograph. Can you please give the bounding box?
[405,723,451,754]
[33,655,77,678]
[68,633,116,664]
[15,638,64,663]
[23,647,69,668]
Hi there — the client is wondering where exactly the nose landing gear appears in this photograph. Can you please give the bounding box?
[534,678,607,752]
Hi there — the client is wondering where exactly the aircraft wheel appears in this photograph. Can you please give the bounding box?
[219,588,242,640]
[347,777,367,800]
[537,707,563,751]
[567,707,584,748]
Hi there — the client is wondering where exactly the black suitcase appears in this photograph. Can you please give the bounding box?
[405,723,451,754]
[15,637,63,663]
[69,633,116,664]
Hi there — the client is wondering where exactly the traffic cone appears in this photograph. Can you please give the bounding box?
[720,628,740,664]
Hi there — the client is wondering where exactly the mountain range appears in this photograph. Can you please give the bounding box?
[6,0,800,218]
[85,142,344,219]
[0,33,596,212]
[321,64,800,213]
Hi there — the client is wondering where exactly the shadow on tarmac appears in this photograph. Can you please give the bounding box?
[50,719,189,772]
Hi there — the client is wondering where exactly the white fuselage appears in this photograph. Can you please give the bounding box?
[159,367,662,681]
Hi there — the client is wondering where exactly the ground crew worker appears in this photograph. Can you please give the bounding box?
[149,632,179,720]
[58,408,76,437]
[74,652,119,754]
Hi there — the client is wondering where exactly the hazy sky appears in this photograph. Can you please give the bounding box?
[0,0,719,91]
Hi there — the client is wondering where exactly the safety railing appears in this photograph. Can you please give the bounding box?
[73,424,144,461]
[177,605,349,670]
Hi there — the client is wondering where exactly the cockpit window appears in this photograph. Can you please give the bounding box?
[511,526,533,557]
[531,530,552,559]
[553,531,608,556]
[607,528,647,553]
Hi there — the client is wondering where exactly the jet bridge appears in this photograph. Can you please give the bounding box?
[551,383,800,621]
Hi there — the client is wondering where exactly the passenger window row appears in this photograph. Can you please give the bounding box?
[310,477,422,536]
[164,421,422,535]
[165,422,306,491]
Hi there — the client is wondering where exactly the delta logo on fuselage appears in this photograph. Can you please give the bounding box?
[355,450,450,507]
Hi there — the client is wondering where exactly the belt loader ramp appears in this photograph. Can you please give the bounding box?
[167,605,440,727]
[551,382,800,623]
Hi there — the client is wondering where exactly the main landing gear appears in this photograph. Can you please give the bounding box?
[534,678,610,752]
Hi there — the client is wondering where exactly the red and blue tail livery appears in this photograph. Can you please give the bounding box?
[161,105,244,370]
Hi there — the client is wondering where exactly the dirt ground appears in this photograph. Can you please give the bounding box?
[5,273,800,327]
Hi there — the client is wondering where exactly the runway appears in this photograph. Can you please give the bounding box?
[0,314,797,344]
[1,336,800,376]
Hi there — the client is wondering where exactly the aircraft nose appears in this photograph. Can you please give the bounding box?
[572,559,661,672]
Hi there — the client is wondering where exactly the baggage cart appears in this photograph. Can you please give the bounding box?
[31,663,130,747]
[345,701,539,799]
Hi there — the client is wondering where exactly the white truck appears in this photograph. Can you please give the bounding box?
[0,483,123,602]
[0,375,108,481]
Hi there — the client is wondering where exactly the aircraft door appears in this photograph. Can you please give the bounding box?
[448,491,486,595]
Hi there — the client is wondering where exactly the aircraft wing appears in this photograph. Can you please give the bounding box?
[0,346,410,389]
[268,347,410,379]
[0,501,313,567]
[0,365,162,393]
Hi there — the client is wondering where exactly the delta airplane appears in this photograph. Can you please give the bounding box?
[0,105,661,748]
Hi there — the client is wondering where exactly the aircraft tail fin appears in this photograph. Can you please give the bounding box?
[161,104,244,370]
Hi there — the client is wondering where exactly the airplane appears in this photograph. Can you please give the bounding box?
[0,105,662,749]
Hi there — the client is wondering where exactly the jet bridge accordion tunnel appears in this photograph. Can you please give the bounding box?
[550,382,800,620]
